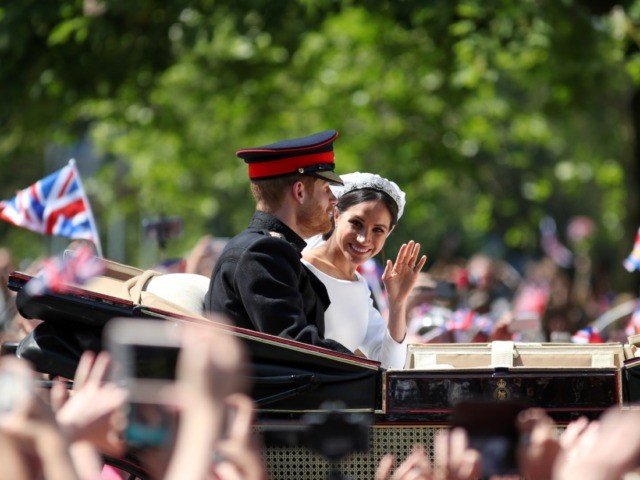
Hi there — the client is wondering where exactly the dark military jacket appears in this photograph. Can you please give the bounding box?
[204,211,350,354]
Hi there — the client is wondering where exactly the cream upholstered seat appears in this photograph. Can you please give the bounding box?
[145,273,210,316]
[80,267,210,318]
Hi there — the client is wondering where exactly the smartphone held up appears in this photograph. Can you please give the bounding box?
[104,318,182,448]
[450,400,531,479]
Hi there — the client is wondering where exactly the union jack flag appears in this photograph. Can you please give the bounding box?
[623,227,640,273]
[446,308,494,342]
[0,159,102,256]
[571,326,604,344]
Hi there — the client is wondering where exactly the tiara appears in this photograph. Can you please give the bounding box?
[331,172,406,219]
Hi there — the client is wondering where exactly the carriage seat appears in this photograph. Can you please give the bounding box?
[79,267,210,318]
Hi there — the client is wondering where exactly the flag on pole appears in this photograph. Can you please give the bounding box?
[623,227,640,273]
[0,159,103,257]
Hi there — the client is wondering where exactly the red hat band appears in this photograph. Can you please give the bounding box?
[248,151,335,179]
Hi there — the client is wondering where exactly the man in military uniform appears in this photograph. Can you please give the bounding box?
[204,130,350,353]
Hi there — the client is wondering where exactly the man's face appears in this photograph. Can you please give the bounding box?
[297,179,336,238]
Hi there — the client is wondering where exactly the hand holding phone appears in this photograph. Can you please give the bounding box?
[450,400,531,479]
[104,318,182,448]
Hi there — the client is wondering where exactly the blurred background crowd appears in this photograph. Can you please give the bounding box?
[3,228,639,351]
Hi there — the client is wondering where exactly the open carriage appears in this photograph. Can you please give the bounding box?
[4,262,640,480]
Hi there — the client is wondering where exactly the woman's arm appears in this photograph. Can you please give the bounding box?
[360,297,407,368]
[382,241,427,343]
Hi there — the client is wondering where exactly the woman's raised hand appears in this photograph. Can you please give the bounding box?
[382,240,427,305]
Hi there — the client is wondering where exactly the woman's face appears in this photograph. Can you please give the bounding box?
[333,200,392,266]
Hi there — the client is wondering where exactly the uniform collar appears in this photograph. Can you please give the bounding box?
[249,211,307,253]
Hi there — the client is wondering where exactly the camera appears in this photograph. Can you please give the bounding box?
[262,401,371,463]
[141,217,184,249]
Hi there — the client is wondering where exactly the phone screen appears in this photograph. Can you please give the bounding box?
[131,344,180,380]
[125,401,175,448]
[467,433,518,478]
[127,344,180,447]
[451,400,530,479]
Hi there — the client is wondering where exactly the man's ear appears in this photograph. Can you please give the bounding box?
[291,180,306,205]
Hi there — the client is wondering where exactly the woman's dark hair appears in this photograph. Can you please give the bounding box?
[337,188,399,227]
[323,188,399,240]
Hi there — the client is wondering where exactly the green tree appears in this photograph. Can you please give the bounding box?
[1,0,639,291]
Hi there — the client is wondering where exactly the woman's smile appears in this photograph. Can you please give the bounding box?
[348,242,372,256]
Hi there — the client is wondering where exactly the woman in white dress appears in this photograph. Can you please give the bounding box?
[302,172,427,368]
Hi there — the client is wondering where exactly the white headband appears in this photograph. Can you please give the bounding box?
[330,172,406,220]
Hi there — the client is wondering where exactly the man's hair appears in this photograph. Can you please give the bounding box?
[250,174,317,212]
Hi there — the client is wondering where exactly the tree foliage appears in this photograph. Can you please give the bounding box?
[1,0,639,287]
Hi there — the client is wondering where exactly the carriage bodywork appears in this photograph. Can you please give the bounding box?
[5,268,637,479]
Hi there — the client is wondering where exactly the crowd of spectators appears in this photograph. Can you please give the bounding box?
[403,252,639,346]
[1,238,640,479]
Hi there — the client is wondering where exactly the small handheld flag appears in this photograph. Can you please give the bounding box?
[623,227,640,273]
[26,243,106,296]
[0,159,102,257]
[571,325,604,344]
[625,301,640,336]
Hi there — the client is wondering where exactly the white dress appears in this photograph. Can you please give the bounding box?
[302,260,407,369]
